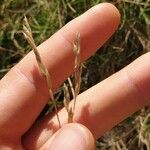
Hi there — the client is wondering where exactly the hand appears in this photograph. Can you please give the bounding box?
[0,3,149,150]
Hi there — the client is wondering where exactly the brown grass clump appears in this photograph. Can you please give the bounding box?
[139,113,150,150]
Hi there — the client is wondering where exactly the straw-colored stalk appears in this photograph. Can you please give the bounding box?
[63,82,73,123]
[23,16,61,128]
[72,33,82,114]
[63,34,82,123]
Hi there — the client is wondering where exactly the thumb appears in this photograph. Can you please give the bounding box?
[47,123,95,150]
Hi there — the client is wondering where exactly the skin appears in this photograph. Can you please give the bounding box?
[0,2,150,150]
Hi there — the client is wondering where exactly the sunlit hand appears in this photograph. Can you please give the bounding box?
[1,3,149,150]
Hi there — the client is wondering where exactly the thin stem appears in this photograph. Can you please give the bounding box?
[67,77,75,98]
[63,83,73,123]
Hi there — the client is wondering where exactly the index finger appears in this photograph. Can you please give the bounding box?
[0,3,120,138]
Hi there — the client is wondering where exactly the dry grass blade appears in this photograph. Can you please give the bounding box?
[23,16,61,128]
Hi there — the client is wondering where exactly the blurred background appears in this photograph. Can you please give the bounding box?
[0,0,150,149]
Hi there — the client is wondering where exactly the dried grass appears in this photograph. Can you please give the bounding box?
[23,17,82,126]
[23,16,61,127]
[63,34,82,123]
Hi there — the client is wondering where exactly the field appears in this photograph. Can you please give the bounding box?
[0,0,150,149]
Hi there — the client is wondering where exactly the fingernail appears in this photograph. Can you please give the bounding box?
[48,124,87,150]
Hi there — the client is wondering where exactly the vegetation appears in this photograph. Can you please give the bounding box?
[0,0,150,149]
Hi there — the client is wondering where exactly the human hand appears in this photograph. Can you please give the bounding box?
[1,2,149,150]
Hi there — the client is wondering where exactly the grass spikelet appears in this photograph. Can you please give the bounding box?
[63,34,82,123]
[23,16,61,128]
[73,33,82,114]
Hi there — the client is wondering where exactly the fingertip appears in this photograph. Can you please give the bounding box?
[59,2,120,61]
[100,2,120,22]
[47,123,95,150]
[91,2,120,29]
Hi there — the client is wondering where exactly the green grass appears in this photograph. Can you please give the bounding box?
[0,0,150,149]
